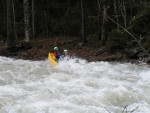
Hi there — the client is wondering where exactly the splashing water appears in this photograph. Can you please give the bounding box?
[0,56,150,113]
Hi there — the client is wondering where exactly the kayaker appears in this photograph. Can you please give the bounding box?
[53,47,61,62]
[60,49,69,60]
[63,49,68,57]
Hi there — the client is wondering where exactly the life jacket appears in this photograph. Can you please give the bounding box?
[54,51,61,59]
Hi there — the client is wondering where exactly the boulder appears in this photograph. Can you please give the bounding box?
[125,48,141,59]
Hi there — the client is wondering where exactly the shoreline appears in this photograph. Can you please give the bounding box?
[0,38,150,65]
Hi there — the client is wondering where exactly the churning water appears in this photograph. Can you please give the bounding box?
[0,56,150,113]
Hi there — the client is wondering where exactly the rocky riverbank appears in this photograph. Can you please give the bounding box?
[0,38,150,65]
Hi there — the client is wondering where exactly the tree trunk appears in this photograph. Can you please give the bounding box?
[23,0,30,42]
[32,0,35,38]
[101,5,107,43]
[114,0,119,29]
[12,0,17,40]
[38,3,49,38]
[2,0,7,42]
[43,10,49,38]
[120,0,127,28]
[63,0,71,36]
[97,0,101,41]
[7,0,15,47]
[81,0,86,42]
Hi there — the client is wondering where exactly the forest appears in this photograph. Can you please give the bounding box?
[0,0,150,62]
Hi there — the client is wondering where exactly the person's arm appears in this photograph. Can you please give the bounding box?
[54,52,57,57]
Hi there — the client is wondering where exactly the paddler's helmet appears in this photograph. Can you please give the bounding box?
[63,49,68,53]
[54,47,58,51]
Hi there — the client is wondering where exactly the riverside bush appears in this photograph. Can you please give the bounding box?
[87,34,100,48]
[106,30,126,52]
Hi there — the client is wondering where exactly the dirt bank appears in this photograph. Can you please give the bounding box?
[0,38,149,64]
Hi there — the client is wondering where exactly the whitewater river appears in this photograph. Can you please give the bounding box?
[0,56,150,113]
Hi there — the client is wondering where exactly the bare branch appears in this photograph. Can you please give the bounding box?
[139,35,144,43]
[130,106,139,113]
[104,12,150,57]
[122,105,128,113]
[104,107,112,113]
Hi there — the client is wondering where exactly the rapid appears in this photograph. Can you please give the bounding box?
[0,56,150,113]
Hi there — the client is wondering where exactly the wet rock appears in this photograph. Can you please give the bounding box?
[137,51,148,57]
[145,57,150,64]
[147,60,150,64]
[125,48,141,59]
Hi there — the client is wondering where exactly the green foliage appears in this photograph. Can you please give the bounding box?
[106,30,126,52]
[131,3,150,35]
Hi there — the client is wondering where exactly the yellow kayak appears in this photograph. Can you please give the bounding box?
[48,53,57,65]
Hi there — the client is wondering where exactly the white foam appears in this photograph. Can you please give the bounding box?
[0,56,150,113]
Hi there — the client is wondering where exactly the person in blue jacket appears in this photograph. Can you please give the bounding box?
[53,47,61,62]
